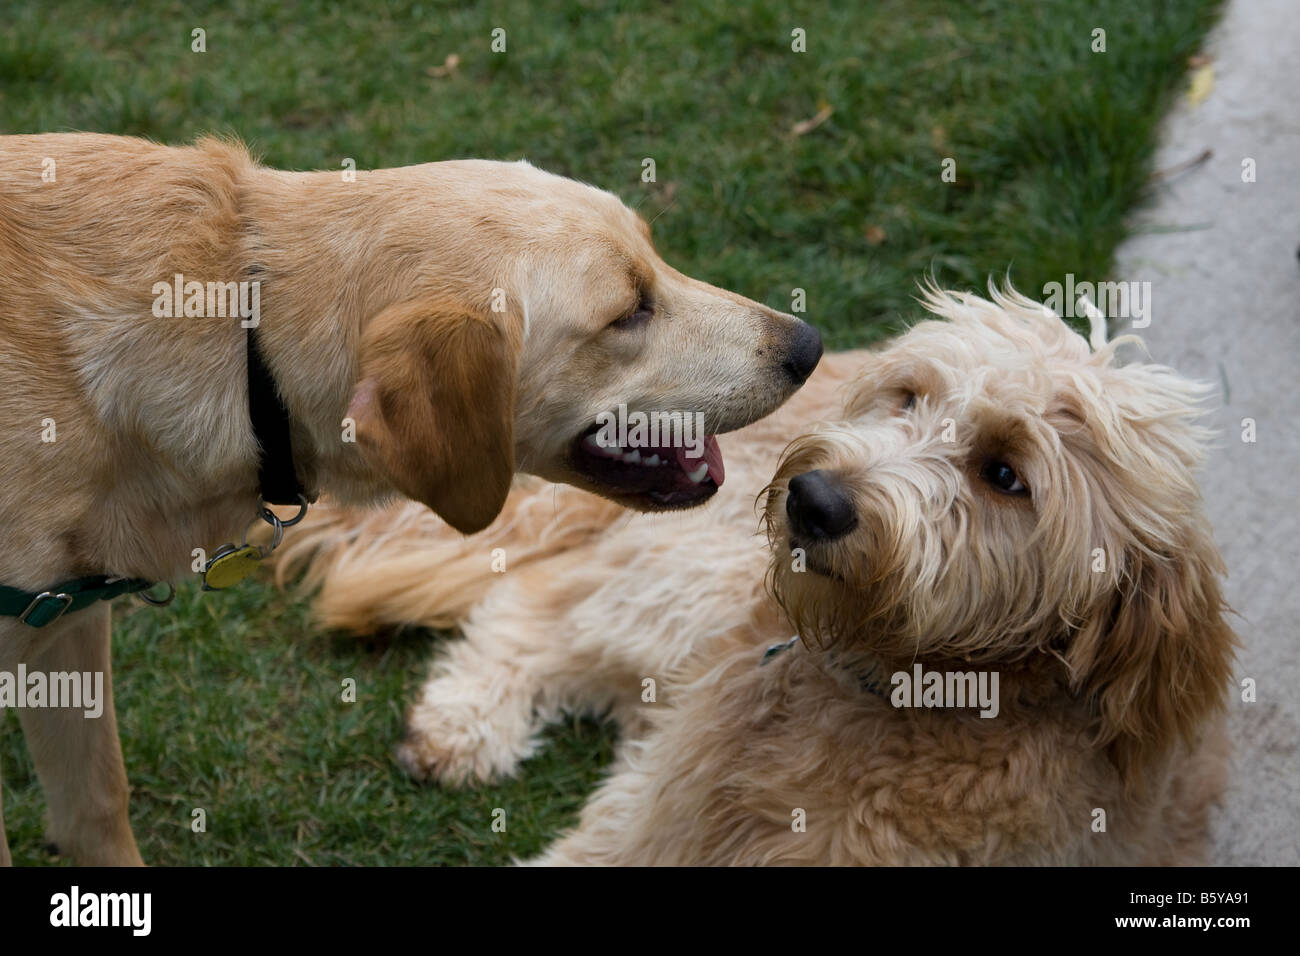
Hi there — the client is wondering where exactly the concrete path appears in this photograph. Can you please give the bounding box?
[1111,0,1299,865]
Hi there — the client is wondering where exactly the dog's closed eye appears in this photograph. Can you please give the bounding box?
[608,292,654,331]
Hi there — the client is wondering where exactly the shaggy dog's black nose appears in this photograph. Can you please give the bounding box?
[786,470,857,541]
[783,323,824,384]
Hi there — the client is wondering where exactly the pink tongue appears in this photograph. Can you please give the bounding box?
[674,436,725,485]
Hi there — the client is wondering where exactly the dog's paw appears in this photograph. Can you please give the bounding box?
[395,686,537,787]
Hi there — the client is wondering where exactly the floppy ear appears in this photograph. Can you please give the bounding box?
[1068,536,1236,782]
[347,297,517,534]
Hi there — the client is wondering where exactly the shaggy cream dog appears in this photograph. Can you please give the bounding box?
[283,285,1236,865]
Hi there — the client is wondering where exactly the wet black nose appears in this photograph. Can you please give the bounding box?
[786,469,857,541]
[783,322,823,384]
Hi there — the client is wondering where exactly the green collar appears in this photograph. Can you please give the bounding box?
[0,576,155,627]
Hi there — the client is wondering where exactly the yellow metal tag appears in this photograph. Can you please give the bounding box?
[202,545,263,590]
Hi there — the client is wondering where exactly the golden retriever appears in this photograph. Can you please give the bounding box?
[285,285,1235,865]
[0,132,821,865]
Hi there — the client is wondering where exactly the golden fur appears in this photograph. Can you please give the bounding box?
[0,133,815,864]
[283,285,1236,865]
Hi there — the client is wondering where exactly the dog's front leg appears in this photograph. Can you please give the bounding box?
[396,556,649,786]
[16,603,143,865]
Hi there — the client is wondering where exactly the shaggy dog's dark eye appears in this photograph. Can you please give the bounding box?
[610,295,653,330]
[900,392,916,412]
[981,459,1028,495]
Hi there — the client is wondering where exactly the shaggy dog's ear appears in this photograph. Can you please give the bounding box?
[1068,529,1236,781]
[1055,359,1237,781]
[347,297,517,535]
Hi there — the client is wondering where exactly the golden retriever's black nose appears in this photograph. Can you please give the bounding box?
[786,470,857,541]
[783,323,823,384]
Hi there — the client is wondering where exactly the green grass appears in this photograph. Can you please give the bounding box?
[1,0,1222,864]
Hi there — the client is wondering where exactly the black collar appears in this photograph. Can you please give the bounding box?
[246,328,309,506]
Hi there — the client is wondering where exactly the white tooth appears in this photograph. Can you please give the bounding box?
[686,462,709,483]
[644,454,662,466]
[622,450,641,464]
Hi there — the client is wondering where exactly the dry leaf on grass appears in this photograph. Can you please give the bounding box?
[792,101,833,137]
[427,53,460,78]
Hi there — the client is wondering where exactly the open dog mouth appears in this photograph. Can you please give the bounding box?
[571,424,725,507]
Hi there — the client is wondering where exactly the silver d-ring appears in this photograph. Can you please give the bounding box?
[244,513,284,554]
[259,495,309,528]
[139,582,176,606]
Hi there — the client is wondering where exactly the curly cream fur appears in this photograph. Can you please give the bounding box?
[283,284,1235,865]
